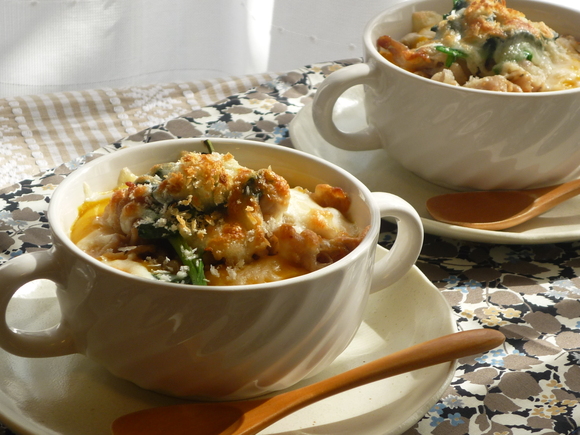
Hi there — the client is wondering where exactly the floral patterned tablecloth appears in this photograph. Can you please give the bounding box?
[1,59,580,435]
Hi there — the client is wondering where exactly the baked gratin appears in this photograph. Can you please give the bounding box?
[71,145,367,285]
[377,0,580,92]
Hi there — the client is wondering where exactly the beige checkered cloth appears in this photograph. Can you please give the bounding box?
[0,73,277,190]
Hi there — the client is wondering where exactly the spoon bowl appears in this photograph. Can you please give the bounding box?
[111,329,505,435]
[426,178,580,230]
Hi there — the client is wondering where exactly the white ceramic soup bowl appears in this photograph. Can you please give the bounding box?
[312,0,580,190]
[0,138,423,400]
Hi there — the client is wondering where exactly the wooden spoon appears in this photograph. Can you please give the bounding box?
[426,178,580,231]
[111,329,504,435]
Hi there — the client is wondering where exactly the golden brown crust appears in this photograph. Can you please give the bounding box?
[460,0,555,43]
[311,183,352,215]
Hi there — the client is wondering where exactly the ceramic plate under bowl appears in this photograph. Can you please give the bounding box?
[290,85,580,244]
[0,247,455,435]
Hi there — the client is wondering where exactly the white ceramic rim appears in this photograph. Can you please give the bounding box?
[49,138,381,292]
[363,0,580,97]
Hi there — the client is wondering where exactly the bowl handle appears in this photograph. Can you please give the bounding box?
[0,250,77,357]
[370,192,424,293]
[312,62,382,151]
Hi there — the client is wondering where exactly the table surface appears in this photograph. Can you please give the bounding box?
[1,59,580,435]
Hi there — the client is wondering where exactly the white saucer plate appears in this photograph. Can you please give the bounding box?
[290,86,580,244]
[0,247,455,435]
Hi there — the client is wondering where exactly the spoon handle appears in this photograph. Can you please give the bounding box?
[291,328,503,403]
[528,178,580,214]
[249,329,504,434]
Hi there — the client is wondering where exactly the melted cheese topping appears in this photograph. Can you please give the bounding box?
[71,151,366,286]
[377,0,580,92]
[206,256,308,285]
[267,188,359,239]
